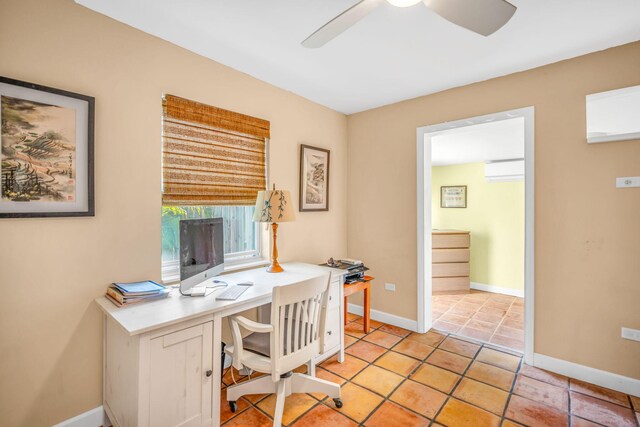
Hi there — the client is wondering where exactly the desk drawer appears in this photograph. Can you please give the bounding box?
[323,306,340,352]
[327,280,340,309]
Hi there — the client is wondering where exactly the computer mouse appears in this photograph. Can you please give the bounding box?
[237,281,254,286]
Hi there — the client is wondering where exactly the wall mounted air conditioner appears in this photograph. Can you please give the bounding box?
[485,159,524,183]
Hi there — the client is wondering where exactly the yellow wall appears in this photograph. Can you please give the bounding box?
[0,0,348,425]
[432,163,524,291]
[348,42,640,380]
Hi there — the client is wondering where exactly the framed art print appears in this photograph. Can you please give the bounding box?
[441,185,467,208]
[299,144,330,212]
[0,77,94,218]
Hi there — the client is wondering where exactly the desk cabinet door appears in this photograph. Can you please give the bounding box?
[148,322,213,427]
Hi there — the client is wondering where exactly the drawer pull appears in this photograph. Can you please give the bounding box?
[327,330,332,335]
[206,369,213,377]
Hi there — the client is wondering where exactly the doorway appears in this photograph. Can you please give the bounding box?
[416,107,534,364]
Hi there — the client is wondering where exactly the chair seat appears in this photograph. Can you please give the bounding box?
[242,319,311,358]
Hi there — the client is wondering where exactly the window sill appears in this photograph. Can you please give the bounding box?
[161,258,271,286]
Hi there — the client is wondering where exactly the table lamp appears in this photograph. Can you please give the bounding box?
[253,185,296,273]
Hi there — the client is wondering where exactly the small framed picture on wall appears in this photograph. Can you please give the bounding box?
[441,185,467,208]
[0,76,94,218]
[299,144,330,212]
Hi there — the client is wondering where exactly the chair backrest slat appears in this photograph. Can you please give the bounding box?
[270,273,331,378]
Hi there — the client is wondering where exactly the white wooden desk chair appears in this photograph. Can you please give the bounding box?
[224,273,342,426]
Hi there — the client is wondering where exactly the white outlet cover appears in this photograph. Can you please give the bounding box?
[621,327,640,342]
[385,283,396,291]
[616,177,640,188]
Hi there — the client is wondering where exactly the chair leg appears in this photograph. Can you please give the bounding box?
[273,379,287,427]
[226,374,276,402]
[290,373,340,399]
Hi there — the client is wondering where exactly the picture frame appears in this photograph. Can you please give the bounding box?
[441,185,467,208]
[299,144,330,212]
[0,76,94,218]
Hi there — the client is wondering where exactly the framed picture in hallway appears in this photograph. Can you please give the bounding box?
[441,185,467,208]
[299,144,330,211]
[0,77,94,218]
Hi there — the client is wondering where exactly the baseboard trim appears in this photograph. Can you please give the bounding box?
[533,353,640,397]
[52,406,108,427]
[347,303,418,332]
[470,282,524,298]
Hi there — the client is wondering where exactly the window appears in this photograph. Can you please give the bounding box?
[161,95,269,282]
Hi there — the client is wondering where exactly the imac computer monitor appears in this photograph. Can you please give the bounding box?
[179,217,224,292]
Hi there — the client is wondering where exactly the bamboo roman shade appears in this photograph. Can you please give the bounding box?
[162,95,269,206]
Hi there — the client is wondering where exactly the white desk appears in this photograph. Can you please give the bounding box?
[96,262,346,427]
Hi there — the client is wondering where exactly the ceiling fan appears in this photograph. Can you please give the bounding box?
[302,0,517,48]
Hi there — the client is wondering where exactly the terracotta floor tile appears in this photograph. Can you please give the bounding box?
[389,379,447,418]
[483,343,524,357]
[505,310,524,321]
[490,334,524,352]
[391,338,435,360]
[345,340,387,362]
[439,336,481,358]
[363,330,403,348]
[440,312,471,326]
[570,378,631,407]
[630,395,640,411]
[570,391,636,427]
[220,388,251,423]
[352,365,404,397]
[432,311,445,321]
[463,293,492,303]
[473,311,504,324]
[291,404,357,427]
[309,368,346,400]
[426,349,472,374]
[436,398,501,427]
[410,362,460,393]
[406,330,446,346]
[364,401,429,427]
[329,382,383,423]
[466,319,499,334]
[345,313,361,322]
[502,420,525,427]
[570,416,602,427]
[344,321,367,339]
[502,317,524,330]
[466,361,515,391]
[453,377,509,415]
[513,374,568,411]
[374,351,420,376]
[343,334,358,347]
[320,354,367,379]
[494,325,523,339]
[449,302,480,317]
[458,326,493,342]
[222,407,273,427]
[433,320,462,333]
[479,305,508,317]
[353,317,384,329]
[223,367,251,386]
[476,347,521,372]
[505,395,568,427]
[378,324,411,337]
[257,392,317,425]
[485,300,512,310]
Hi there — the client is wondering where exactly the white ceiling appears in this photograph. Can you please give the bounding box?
[76,0,640,114]
[431,117,524,166]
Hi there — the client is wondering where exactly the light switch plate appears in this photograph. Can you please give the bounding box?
[621,327,640,342]
[385,283,396,291]
[616,176,640,188]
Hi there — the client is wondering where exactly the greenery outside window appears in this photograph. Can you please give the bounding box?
[161,205,261,282]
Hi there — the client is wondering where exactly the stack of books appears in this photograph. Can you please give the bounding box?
[106,280,170,307]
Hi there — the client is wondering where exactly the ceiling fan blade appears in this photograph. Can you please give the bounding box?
[302,0,384,48]
[423,0,516,36]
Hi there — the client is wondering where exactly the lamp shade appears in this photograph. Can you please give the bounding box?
[253,189,296,223]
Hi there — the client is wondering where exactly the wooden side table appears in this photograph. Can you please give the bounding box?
[343,275,374,333]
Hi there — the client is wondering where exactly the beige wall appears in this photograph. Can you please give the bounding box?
[0,0,347,425]
[348,42,640,380]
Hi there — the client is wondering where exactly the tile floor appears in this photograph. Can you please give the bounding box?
[432,291,525,351]
[220,315,640,426]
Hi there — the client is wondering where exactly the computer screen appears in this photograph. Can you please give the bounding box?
[179,218,224,290]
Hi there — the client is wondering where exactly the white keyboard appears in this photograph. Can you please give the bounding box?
[215,285,250,301]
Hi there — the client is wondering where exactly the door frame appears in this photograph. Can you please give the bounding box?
[416,106,535,364]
